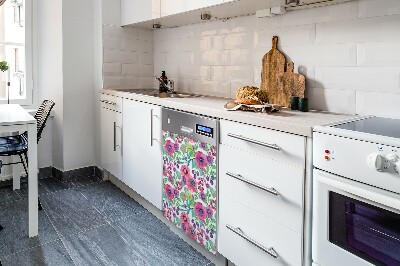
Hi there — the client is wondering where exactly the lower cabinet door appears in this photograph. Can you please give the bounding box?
[101,107,122,180]
[218,194,303,266]
[162,130,218,254]
[123,100,162,209]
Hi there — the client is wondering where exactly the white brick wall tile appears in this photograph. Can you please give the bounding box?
[180,36,212,51]
[176,79,194,93]
[140,52,154,65]
[298,66,315,90]
[103,63,122,76]
[306,88,356,114]
[357,42,400,66]
[122,39,153,52]
[179,66,210,80]
[192,21,230,37]
[103,36,121,50]
[211,66,253,81]
[137,29,153,41]
[178,52,194,65]
[193,80,230,97]
[254,24,316,49]
[316,16,400,45]
[283,44,357,67]
[358,0,400,19]
[224,33,253,50]
[231,49,253,66]
[103,76,123,88]
[193,50,231,65]
[103,50,138,64]
[121,76,139,87]
[315,67,400,93]
[356,91,400,118]
[122,64,154,76]
[138,77,155,88]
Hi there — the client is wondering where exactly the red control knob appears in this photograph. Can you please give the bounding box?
[325,150,330,154]
[324,156,330,161]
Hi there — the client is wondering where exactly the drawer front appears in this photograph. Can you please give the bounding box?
[220,120,305,168]
[220,145,304,233]
[100,93,122,112]
[218,195,303,266]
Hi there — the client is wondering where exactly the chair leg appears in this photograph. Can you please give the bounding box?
[0,224,3,230]
[19,154,28,178]
[20,153,43,211]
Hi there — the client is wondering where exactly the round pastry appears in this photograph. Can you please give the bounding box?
[235,86,258,100]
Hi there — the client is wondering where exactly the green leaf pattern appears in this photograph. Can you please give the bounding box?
[162,130,217,254]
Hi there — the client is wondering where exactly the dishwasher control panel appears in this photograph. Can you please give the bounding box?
[162,108,218,146]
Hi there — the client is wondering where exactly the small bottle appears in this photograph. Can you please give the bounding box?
[159,71,168,92]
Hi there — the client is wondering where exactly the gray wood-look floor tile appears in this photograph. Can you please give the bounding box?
[78,181,145,222]
[0,240,75,266]
[110,211,212,266]
[69,176,102,188]
[0,185,23,204]
[38,178,73,195]
[0,199,59,257]
[40,188,107,238]
[61,223,148,266]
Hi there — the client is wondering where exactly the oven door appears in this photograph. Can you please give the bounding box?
[313,169,400,266]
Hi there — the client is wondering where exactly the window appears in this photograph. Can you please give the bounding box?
[0,0,32,105]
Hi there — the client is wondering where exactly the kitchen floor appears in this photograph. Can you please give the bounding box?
[0,175,213,266]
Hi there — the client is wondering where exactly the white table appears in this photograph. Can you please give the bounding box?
[0,104,38,237]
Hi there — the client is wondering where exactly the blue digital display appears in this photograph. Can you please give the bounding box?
[196,124,213,137]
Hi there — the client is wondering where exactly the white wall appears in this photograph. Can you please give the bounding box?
[37,0,98,171]
[153,0,400,118]
[62,0,96,171]
[37,0,64,169]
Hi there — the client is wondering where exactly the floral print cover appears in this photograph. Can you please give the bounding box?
[162,130,218,254]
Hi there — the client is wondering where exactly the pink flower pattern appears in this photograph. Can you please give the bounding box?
[162,130,217,254]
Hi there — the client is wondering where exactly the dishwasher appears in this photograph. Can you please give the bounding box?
[162,108,219,254]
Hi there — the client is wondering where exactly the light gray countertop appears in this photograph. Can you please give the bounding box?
[101,89,357,137]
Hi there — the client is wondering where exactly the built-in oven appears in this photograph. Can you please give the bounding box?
[313,169,400,266]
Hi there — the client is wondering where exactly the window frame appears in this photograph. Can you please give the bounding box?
[0,0,33,105]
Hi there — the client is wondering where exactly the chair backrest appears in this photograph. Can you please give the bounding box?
[35,100,55,143]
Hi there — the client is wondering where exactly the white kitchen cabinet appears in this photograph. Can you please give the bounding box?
[121,0,161,26]
[161,0,223,17]
[218,120,306,266]
[101,106,123,181]
[123,99,162,209]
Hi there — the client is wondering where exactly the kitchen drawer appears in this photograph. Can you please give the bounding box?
[220,145,304,233]
[220,120,305,168]
[218,195,302,266]
[100,93,122,113]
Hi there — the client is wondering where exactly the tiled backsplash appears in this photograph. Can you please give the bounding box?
[153,0,400,117]
[103,25,154,89]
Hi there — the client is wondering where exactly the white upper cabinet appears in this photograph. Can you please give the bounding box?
[121,0,161,26]
[161,0,223,17]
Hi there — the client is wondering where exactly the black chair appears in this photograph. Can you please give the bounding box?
[0,99,55,210]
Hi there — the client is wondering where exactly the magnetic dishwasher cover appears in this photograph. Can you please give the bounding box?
[161,108,218,254]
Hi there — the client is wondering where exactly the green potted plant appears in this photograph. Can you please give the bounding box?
[0,61,9,72]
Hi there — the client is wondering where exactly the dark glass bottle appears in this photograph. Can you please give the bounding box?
[159,71,168,92]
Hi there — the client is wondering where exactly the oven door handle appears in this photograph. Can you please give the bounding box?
[316,170,400,211]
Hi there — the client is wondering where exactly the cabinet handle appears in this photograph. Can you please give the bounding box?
[226,225,278,259]
[227,133,281,151]
[101,100,117,106]
[150,109,153,146]
[226,172,279,196]
[113,122,117,152]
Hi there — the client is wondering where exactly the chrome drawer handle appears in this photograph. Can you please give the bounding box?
[226,172,279,196]
[226,224,278,259]
[227,133,281,151]
[101,100,117,106]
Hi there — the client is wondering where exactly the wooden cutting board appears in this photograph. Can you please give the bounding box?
[260,36,286,105]
[279,62,306,107]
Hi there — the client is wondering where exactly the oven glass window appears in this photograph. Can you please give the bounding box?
[329,191,400,266]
